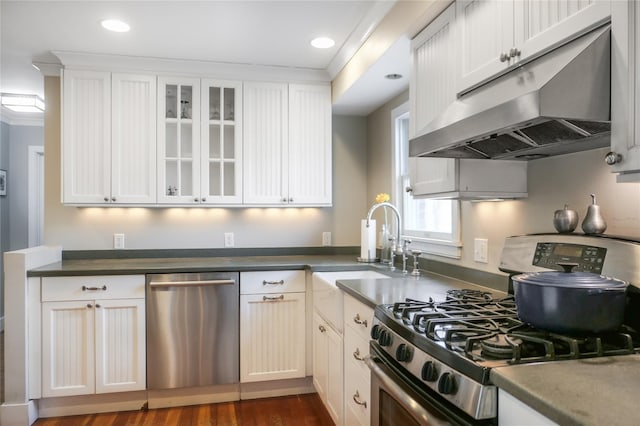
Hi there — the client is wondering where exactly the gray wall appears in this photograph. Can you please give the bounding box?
[43,77,370,250]
[0,120,44,325]
[366,91,640,275]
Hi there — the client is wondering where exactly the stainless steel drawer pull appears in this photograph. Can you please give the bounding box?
[353,348,364,361]
[82,285,107,291]
[149,279,235,288]
[353,391,367,408]
[353,313,368,327]
[262,280,285,286]
[263,295,285,301]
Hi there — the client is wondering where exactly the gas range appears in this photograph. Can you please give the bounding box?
[371,289,640,421]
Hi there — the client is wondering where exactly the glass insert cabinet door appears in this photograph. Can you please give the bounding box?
[201,79,243,204]
[157,77,201,203]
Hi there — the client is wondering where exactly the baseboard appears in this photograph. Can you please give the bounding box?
[37,391,147,418]
[0,400,39,426]
[240,377,315,400]
[147,384,240,409]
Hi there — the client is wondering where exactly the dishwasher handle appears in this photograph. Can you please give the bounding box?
[149,279,236,288]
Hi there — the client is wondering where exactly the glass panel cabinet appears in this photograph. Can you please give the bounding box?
[157,77,201,203]
[201,80,243,204]
[157,77,242,204]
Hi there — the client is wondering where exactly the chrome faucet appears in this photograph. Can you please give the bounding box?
[365,202,403,270]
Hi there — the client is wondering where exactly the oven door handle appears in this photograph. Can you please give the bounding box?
[365,355,442,426]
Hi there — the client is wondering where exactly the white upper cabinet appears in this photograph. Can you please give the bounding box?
[410,3,457,138]
[288,84,332,206]
[457,0,611,93]
[243,81,288,205]
[157,77,202,204]
[201,80,243,203]
[610,0,640,181]
[63,70,156,204]
[244,82,332,206]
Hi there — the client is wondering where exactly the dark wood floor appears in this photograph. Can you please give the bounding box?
[34,394,335,426]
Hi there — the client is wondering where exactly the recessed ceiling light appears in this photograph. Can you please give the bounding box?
[385,73,403,80]
[101,19,130,33]
[311,37,335,49]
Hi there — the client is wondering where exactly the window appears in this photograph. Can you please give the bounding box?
[392,103,461,258]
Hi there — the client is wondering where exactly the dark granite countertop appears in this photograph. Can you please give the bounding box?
[491,356,640,425]
[27,254,373,277]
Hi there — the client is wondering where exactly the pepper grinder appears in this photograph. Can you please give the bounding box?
[410,250,422,276]
[582,193,607,234]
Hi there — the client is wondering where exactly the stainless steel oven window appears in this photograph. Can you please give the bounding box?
[367,355,452,426]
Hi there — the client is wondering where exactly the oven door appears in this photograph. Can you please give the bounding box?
[367,342,495,426]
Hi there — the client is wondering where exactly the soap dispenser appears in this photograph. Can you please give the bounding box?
[581,194,607,235]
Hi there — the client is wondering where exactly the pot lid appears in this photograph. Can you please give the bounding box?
[513,270,627,289]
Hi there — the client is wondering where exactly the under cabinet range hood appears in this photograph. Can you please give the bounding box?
[410,25,611,161]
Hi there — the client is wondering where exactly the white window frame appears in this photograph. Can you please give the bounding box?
[392,102,462,259]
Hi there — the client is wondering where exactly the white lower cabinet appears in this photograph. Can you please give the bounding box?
[313,311,343,425]
[498,389,558,426]
[343,295,374,426]
[41,275,146,398]
[240,270,306,383]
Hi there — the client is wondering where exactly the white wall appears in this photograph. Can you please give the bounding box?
[43,77,370,250]
[366,91,640,274]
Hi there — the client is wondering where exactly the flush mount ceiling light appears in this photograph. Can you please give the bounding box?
[101,19,130,32]
[311,37,335,49]
[385,73,403,80]
[1,93,45,113]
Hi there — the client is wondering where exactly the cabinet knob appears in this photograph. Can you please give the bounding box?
[95,303,101,308]
[194,198,199,202]
[605,152,622,165]
[499,52,510,62]
[509,47,521,59]
[352,391,367,408]
[104,197,109,202]
[288,198,293,203]
[111,197,116,202]
[318,325,326,333]
[405,186,413,193]
[281,197,287,203]
[87,303,93,309]
[201,197,206,202]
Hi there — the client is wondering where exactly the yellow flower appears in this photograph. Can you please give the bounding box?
[375,193,390,203]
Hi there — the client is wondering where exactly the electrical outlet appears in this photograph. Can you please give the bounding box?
[322,232,332,246]
[474,238,488,263]
[114,233,125,249]
[224,232,235,248]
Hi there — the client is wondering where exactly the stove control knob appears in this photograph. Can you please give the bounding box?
[395,344,413,362]
[371,324,381,340]
[438,372,457,395]
[421,361,438,382]
[378,329,393,347]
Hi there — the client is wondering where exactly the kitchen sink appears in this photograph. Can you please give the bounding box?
[312,270,390,332]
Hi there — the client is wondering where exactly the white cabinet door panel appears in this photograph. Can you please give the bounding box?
[94,298,146,393]
[243,82,288,204]
[42,301,95,397]
[62,70,111,204]
[240,292,306,382]
[111,74,157,204]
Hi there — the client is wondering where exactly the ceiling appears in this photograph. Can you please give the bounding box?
[0,0,410,117]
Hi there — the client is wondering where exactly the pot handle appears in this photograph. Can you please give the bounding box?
[557,262,579,273]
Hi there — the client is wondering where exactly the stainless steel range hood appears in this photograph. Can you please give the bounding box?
[409,25,611,161]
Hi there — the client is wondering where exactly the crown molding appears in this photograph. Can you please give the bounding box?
[52,51,331,83]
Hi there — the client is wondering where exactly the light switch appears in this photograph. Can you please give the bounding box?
[474,238,488,263]
[114,233,125,249]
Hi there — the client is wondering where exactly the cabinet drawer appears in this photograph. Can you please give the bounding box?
[240,270,305,294]
[344,294,374,341]
[42,275,145,301]
[344,354,371,426]
[344,325,370,379]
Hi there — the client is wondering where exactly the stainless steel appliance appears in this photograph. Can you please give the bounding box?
[367,234,640,425]
[146,272,239,390]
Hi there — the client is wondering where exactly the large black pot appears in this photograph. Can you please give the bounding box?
[512,264,628,334]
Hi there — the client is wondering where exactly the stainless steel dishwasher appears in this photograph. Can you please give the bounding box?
[146,272,239,390]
